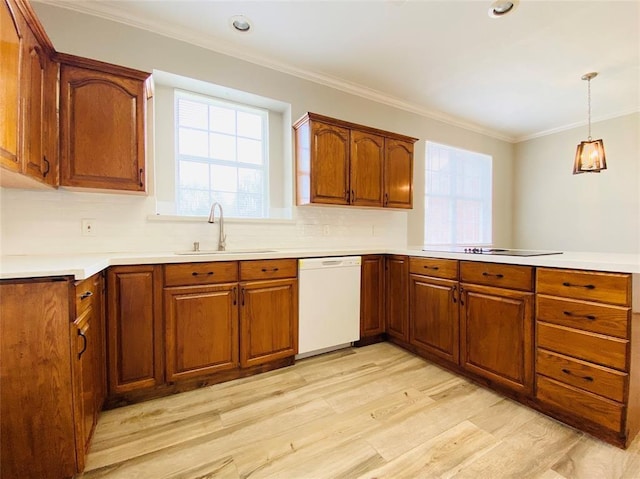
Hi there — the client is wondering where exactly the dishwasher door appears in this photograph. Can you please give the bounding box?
[297,256,361,358]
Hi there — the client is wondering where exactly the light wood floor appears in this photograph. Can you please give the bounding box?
[79,343,640,479]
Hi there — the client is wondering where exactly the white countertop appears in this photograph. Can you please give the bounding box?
[1,248,639,280]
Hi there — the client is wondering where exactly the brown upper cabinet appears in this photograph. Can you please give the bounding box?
[1,0,58,189]
[58,54,150,192]
[294,113,417,209]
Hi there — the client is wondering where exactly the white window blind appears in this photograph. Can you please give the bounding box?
[424,142,492,246]
[175,90,268,217]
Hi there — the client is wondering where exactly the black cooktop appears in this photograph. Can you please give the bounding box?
[423,247,563,257]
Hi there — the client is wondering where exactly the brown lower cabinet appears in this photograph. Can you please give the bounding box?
[0,273,105,479]
[106,260,298,405]
[357,255,385,344]
[385,255,409,342]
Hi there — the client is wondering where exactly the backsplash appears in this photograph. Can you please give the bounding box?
[0,188,407,255]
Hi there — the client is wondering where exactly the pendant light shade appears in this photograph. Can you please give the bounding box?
[573,72,607,174]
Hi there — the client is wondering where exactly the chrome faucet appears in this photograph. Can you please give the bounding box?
[207,202,226,251]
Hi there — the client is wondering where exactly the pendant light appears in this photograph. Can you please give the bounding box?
[573,72,607,174]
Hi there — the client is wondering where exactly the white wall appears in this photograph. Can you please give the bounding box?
[513,113,640,254]
[0,4,514,256]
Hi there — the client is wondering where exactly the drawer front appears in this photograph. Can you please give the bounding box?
[164,262,238,286]
[537,295,630,339]
[536,375,623,432]
[460,261,533,291]
[536,349,627,402]
[536,268,631,306]
[75,275,98,316]
[537,322,628,371]
[240,259,297,281]
[409,257,458,280]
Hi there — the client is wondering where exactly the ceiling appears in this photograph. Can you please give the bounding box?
[37,0,640,142]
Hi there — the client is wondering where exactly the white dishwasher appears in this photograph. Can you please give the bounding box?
[297,256,361,359]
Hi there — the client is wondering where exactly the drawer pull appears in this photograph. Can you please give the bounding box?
[561,368,594,382]
[482,272,504,278]
[261,267,280,273]
[423,265,440,271]
[562,281,595,290]
[78,328,88,359]
[79,291,93,300]
[452,285,457,304]
[191,271,214,276]
[232,286,237,306]
[563,311,596,321]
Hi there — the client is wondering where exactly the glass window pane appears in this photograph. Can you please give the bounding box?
[178,189,211,216]
[210,133,236,162]
[178,128,208,157]
[237,138,262,165]
[211,191,237,217]
[179,161,209,189]
[238,168,262,193]
[237,111,262,139]
[210,106,236,135]
[237,193,263,218]
[211,164,237,192]
[178,99,208,129]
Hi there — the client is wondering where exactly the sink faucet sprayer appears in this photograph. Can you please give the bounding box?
[207,202,226,251]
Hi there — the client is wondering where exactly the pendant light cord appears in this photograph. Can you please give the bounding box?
[587,77,592,140]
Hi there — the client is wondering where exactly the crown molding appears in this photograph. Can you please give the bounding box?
[515,108,640,143]
[35,0,518,143]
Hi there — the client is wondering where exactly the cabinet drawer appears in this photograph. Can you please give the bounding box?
[164,262,238,286]
[75,275,98,316]
[460,261,533,291]
[537,322,628,371]
[537,295,629,339]
[536,268,631,306]
[536,349,627,402]
[536,375,623,432]
[240,259,297,281]
[409,257,458,280]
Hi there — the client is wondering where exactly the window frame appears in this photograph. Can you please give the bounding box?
[424,141,493,247]
[174,89,270,219]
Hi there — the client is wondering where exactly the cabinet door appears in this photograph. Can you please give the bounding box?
[165,284,239,381]
[410,275,459,364]
[60,63,147,191]
[240,278,298,368]
[350,130,384,206]
[384,138,414,208]
[385,255,409,342]
[309,120,350,205]
[360,255,385,338]
[107,265,163,394]
[1,280,77,479]
[1,0,22,170]
[460,283,534,395]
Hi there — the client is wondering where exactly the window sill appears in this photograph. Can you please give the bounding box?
[147,214,296,225]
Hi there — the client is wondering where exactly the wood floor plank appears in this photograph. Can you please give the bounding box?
[81,344,640,479]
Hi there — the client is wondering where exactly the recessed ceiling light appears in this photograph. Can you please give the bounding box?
[230,14,251,32]
[488,0,519,18]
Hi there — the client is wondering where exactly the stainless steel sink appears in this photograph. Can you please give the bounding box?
[175,249,277,255]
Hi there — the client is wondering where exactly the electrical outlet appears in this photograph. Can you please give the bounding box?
[322,224,330,236]
[81,219,96,236]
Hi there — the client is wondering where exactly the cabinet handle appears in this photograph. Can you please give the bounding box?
[139,168,144,187]
[241,288,246,306]
[482,272,504,279]
[563,311,596,321]
[261,267,279,273]
[384,193,389,206]
[78,329,88,359]
[79,291,93,300]
[351,189,355,203]
[191,271,214,276]
[232,286,237,306]
[452,285,457,304]
[561,368,594,382]
[459,286,465,306]
[42,156,50,177]
[423,265,439,271]
[562,281,595,290]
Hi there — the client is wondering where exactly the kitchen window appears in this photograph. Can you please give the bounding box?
[175,91,268,218]
[424,142,492,246]
[153,70,292,220]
